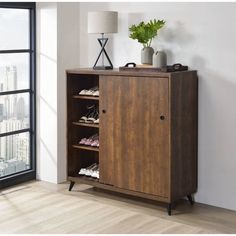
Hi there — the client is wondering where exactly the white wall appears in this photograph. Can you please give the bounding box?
[79,2,236,211]
[57,2,80,182]
[36,2,80,183]
[37,2,58,183]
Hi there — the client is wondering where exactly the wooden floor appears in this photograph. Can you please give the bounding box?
[0,181,236,234]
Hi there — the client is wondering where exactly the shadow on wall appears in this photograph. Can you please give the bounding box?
[193,55,236,210]
[160,21,194,45]
[156,21,194,64]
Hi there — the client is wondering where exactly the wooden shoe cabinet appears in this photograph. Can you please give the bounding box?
[66,68,198,215]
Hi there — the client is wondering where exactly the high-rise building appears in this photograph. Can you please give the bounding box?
[0,83,3,92]
[16,133,29,165]
[4,66,17,91]
[0,119,25,160]
[0,104,3,122]
[17,97,25,120]
[4,66,17,118]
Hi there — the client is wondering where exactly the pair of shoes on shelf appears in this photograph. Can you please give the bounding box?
[79,86,99,96]
[79,105,99,124]
[78,163,99,179]
[79,134,99,147]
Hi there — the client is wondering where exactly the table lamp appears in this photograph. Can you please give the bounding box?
[88,11,118,70]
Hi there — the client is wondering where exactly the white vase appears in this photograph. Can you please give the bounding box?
[141,47,154,65]
[153,51,167,68]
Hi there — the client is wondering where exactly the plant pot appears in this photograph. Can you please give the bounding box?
[141,47,154,65]
[153,51,167,68]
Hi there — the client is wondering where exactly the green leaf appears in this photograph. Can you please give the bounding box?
[129,19,165,47]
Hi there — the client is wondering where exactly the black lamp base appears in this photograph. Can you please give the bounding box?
[93,65,113,70]
[93,35,113,70]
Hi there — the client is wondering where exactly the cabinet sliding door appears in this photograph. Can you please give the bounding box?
[99,75,170,197]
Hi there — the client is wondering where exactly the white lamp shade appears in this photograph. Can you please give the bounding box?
[88,11,118,34]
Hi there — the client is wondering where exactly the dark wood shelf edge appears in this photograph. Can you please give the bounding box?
[73,145,99,152]
[68,176,169,203]
[72,122,99,128]
[73,95,99,100]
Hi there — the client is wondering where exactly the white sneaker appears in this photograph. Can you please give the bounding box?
[91,165,99,179]
[84,169,93,176]
[85,90,94,96]
[94,118,99,124]
[79,89,88,95]
[78,168,86,175]
[79,163,96,176]
[91,170,99,179]
[84,164,98,177]
[92,90,99,96]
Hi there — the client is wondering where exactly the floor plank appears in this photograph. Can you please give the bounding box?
[0,180,235,234]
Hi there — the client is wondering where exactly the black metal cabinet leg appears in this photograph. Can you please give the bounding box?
[69,181,75,191]
[167,203,172,216]
[187,194,194,205]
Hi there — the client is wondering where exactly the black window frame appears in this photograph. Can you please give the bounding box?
[0,2,36,188]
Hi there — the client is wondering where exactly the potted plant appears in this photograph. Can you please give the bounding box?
[129,19,165,65]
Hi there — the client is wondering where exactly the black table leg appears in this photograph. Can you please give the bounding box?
[167,203,172,216]
[187,194,194,205]
[69,181,75,191]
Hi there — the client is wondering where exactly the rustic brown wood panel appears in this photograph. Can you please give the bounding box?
[99,75,170,197]
[99,77,115,185]
[170,71,198,201]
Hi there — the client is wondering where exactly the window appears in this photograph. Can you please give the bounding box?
[0,3,36,188]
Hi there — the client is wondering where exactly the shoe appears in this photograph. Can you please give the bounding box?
[85,163,98,177]
[78,167,87,175]
[79,89,89,95]
[79,86,99,96]
[78,163,97,176]
[91,170,99,178]
[79,138,87,145]
[92,90,99,96]
[88,86,99,96]
[79,105,96,123]
[94,118,99,124]
[84,134,98,146]
[91,165,99,178]
[91,138,99,147]
[86,108,99,124]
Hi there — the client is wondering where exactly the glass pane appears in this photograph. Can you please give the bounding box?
[0,53,29,91]
[0,132,30,177]
[0,93,29,133]
[0,8,29,50]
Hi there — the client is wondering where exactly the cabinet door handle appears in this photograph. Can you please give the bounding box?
[160,115,165,120]
[102,109,106,114]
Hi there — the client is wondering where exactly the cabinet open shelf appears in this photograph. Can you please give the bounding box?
[73,95,99,100]
[69,175,99,184]
[72,122,99,128]
[73,144,99,152]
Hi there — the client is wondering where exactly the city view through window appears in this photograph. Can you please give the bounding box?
[0,8,31,178]
[0,66,30,177]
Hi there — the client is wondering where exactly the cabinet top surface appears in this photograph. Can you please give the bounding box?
[66,68,197,78]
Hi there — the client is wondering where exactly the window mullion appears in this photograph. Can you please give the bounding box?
[0,49,32,54]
